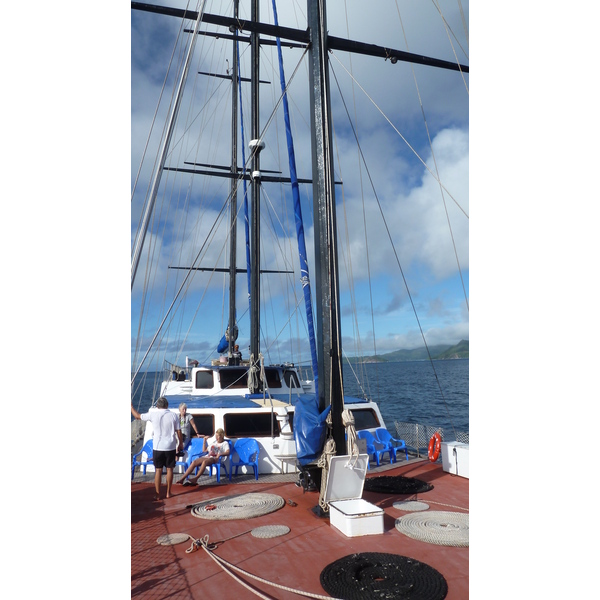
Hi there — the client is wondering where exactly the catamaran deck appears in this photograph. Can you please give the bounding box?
[131,457,468,599]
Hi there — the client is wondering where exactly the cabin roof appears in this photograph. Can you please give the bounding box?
[163,393,369,409]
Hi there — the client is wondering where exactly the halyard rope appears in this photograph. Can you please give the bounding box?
[316,409,337,512]
[315,409,360,511]
[188,534,344,600]
[342,409,359,467]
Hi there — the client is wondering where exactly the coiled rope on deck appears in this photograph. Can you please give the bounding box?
[320,552,448,600]
[395,510,469,547]
[251,525,290,538]
[157,533,193,545]
[190,492,285,520]
[392,500,430,512]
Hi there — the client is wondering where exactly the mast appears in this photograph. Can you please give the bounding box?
[249,0,262,392]
[307,0,345,454]
[227,0,240,361]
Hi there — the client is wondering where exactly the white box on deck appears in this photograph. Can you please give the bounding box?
[324,454,384,537]
[441,441,469,478]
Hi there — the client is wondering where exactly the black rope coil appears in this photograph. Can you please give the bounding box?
[364,475,433,495]
[320,552,447,600]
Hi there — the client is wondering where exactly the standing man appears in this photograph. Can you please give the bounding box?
[131,397,183,500]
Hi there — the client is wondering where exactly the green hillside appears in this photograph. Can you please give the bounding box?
[434,339,469,359]
[352,340,468,362]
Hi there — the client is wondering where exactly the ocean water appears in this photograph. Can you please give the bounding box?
[132,359,468,436]
[342,360,469,435]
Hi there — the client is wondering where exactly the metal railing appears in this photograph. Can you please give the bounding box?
[131,420,145,448]
[394,421,469,458]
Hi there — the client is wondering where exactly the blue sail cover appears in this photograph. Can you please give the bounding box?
[272,0,319,391]
[293,394,331,466]
[216,334,228,354]
[238,41,252,303]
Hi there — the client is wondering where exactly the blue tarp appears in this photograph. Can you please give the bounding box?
[293,394,331,466]
[216,335,228,353]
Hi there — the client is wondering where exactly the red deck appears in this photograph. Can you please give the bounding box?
[131,459,468,599]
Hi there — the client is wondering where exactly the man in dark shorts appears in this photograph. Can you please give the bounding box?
[131,397,183,500]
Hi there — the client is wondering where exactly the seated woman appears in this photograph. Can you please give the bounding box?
[176,428,229,485]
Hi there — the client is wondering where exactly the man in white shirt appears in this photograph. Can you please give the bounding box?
[131,397,183,500]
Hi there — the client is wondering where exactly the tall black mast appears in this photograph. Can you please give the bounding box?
[249,0,262,392]
[307,0,345,454]
[227,0,240,362]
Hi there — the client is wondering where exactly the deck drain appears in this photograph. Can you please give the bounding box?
[156,533,191,546]
[251,525,290,538]
[395,511,469,547]
[320,552,447,600]
[393,500,430,511]
[190,493,285,520]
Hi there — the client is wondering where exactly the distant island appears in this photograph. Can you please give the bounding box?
[351,339,469,363]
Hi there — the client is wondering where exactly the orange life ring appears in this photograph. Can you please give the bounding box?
[428,432,442,462]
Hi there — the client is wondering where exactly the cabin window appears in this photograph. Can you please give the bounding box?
[283,370,301,389]
[195,370,214,389]
[219,368,248,389]
[191,414,215,437]
[224,412,280,437]
[351,408,381,431]
[264,368,282,389]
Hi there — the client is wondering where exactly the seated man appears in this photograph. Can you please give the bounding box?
[176,428,229,485]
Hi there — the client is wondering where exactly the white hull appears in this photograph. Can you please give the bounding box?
[139,398,386,475]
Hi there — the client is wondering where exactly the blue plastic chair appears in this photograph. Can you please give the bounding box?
[230,438,260,480]
[375,427,408,462]
[357,430,392,467]
[177,437,206,473]
[131,440,153,479]
[207,439,233,483]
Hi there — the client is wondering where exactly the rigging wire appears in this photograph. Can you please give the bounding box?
[131,192,231,384]
[134,15,246,372]
[330,64,458,441]
[132,2,214,370]
[131,0,209,289]
[132,43,310,379]
[342,1,378,400]
[131,14,185,213]
[330,53,468,220]
[456,0,469,49]
[394,1,469,312]
[430,0,470,89]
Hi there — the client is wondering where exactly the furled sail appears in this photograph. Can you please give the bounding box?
[272,0,319,390]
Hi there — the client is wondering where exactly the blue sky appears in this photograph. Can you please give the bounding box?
[130,1,469,372]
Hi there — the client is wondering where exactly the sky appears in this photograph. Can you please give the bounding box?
[130,0,470,372]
